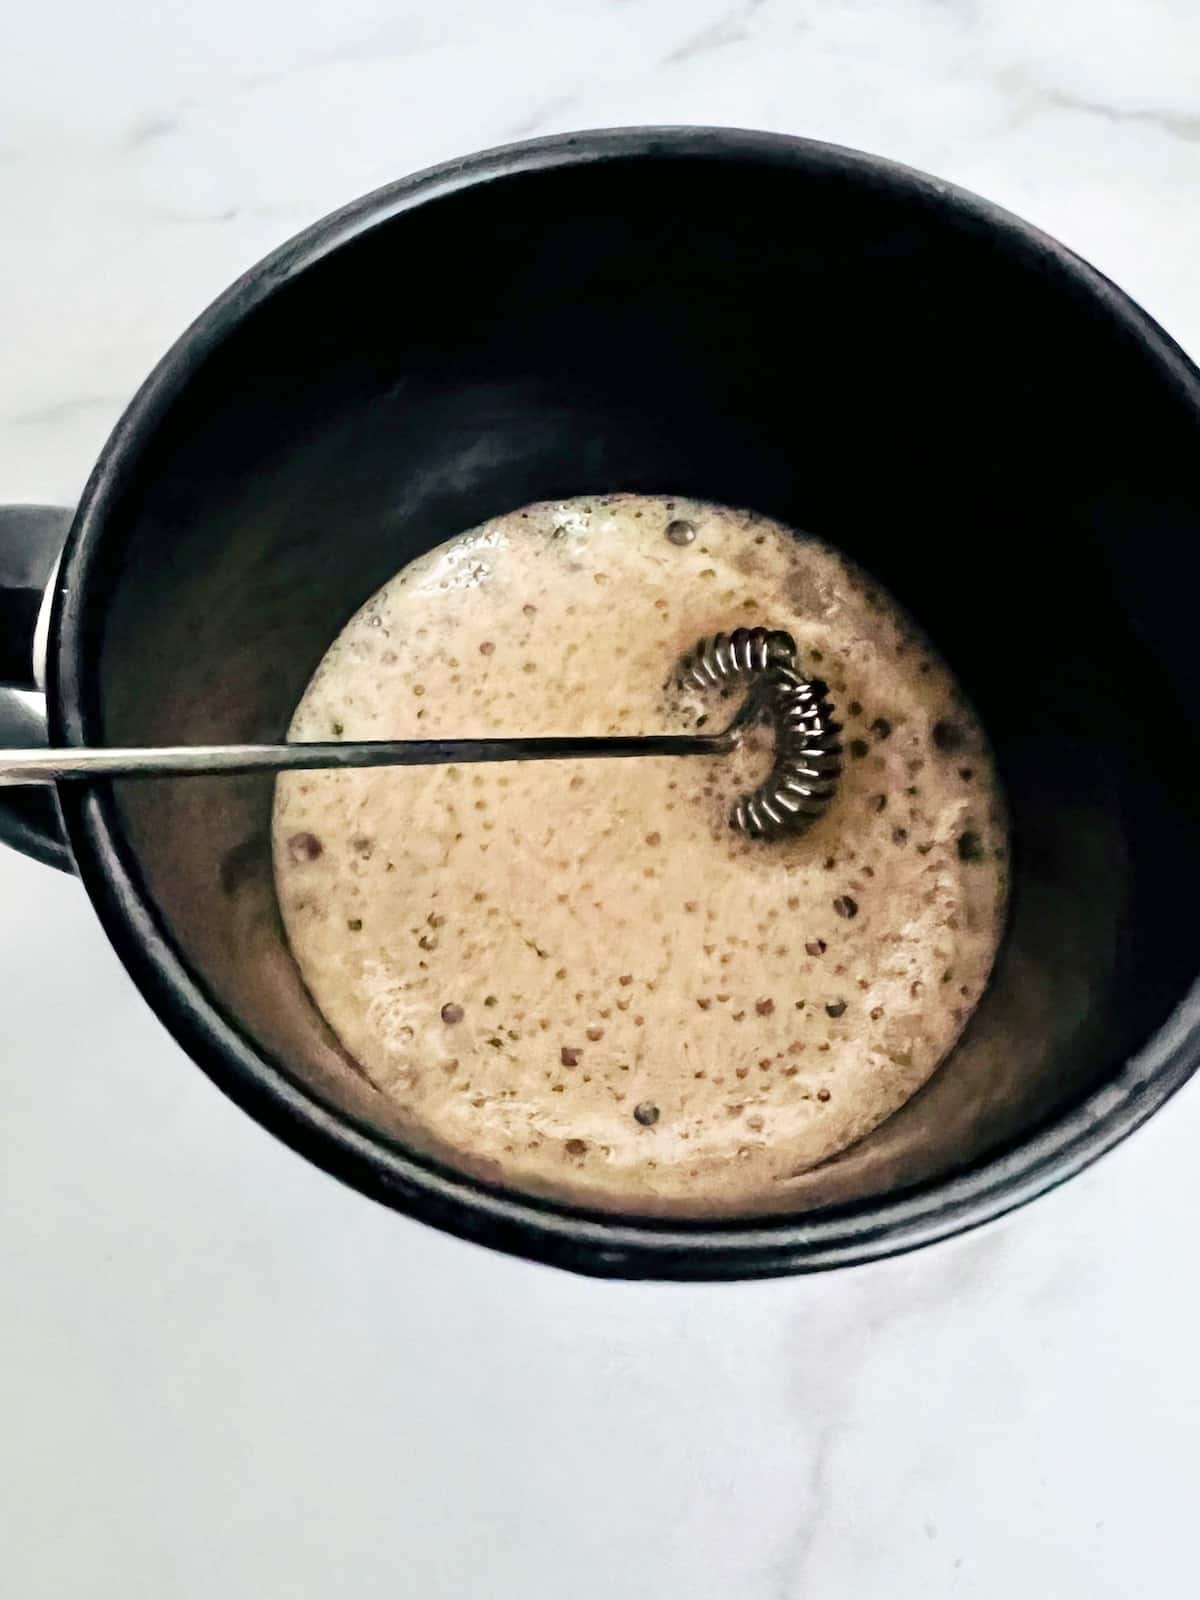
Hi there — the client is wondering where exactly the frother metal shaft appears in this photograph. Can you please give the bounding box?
[0,626,843,841]
[0,731,737,787]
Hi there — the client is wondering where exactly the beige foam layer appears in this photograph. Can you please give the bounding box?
[273,494,1007,1214]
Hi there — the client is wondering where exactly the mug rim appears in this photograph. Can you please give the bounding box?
[46,125,1200,1279]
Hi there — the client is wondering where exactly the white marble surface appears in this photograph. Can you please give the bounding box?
[3,3,1200,1594]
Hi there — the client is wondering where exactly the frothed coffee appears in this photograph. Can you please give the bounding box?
[274,495,1007,1214]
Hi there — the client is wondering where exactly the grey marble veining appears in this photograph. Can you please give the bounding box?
[2,2,1200,1595]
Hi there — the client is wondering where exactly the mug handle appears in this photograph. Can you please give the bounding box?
[0,504,74,872]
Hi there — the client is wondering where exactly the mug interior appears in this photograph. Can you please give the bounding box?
[72,137,1200,1228]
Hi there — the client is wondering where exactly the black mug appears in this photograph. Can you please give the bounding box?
[3,127,1199,1279]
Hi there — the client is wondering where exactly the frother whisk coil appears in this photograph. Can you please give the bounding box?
[678,627,842,839]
